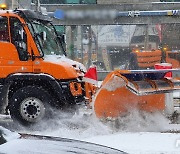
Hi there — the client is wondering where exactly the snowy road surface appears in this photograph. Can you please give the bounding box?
[84,132,180,154]
[0,90,179,153]
[1,108,180,154]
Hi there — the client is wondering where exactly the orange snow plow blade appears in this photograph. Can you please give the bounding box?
[94,69,180,119]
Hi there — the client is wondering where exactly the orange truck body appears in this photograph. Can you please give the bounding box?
[0,11,78,79]
[0,9,95,125]
[132,50,162,69]
[132,49,180,69]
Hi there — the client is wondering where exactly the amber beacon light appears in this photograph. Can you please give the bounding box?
[0,3,7,10]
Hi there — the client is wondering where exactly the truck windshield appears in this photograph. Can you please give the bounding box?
[27,20,64,56]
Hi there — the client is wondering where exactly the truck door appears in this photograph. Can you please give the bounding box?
[7,17,33,74]
[0,16,33,78]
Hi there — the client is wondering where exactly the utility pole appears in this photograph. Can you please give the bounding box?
[144,25,149,50]
[11,0,14,9]
[81,26,84,64]
[34,0,40,12]
[87,25,92,68]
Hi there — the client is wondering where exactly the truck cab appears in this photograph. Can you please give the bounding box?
[0,9,92,126]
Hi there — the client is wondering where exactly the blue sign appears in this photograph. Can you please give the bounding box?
[54,10,65,20]
[53,9,180,20]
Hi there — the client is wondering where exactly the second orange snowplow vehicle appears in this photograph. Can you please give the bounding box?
[129,49,180,70]
[0,9,179,126]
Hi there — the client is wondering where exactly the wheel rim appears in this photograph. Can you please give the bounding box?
[20,97,45,123]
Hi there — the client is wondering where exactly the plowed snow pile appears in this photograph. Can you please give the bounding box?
[17,107,179,140]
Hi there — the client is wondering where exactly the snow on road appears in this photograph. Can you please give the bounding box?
[0,89,180,154]
[8,108,179,154]
[84,132,180,154]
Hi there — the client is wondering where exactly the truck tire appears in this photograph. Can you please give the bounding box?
[9,86,54,126]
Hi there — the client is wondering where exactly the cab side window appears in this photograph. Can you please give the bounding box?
[0,17,9,42]
[10,17,28,61]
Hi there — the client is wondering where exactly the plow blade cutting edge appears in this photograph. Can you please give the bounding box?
[94,69,180,119]
[125,69,180,95]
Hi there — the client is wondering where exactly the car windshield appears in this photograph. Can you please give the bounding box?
[27,20,64,56]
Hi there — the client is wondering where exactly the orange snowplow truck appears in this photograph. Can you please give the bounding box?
[0,9,179,127]
[129,49,180,70]
[0,9,95,126]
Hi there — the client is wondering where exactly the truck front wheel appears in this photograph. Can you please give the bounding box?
[9,86,53,126]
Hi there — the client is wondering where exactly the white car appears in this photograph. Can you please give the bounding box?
[0,127,127,154]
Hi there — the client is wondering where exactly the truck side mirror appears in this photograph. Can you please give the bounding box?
[40,31,47,41]
[60,34,65,44]
[57,33,66,56]
[57,32,65,44]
